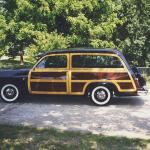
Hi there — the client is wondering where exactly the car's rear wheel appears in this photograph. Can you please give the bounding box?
[89,86,112,106]
[0,84,19,102]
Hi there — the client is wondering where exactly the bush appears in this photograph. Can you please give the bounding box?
[26,32,69,62]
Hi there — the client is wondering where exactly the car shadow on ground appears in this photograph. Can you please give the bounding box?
[17,95,145,106]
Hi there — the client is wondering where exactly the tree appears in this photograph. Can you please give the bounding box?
[0,0,123,63]
[1,0,69,63]
[114,0,150,66]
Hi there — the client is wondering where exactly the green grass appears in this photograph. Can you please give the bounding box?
[0,124,150,150]
[0,59,34,69]
[145,76,150,85]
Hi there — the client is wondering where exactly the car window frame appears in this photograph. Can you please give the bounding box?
[32,54,69,71]
[71,53,125,70]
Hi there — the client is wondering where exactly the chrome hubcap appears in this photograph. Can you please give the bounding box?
[96,90,106,100]
[6,88,15,96]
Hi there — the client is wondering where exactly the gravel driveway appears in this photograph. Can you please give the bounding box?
[0,93,150,139]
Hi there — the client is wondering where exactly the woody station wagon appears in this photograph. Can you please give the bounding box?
[0,49,148,105]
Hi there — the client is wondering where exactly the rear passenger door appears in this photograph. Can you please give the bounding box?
[28,54,69,94]
[70,53,127,95]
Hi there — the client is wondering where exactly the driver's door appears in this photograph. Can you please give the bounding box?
[28,54,69,94]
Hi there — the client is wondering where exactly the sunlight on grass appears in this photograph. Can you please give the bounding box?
[0,59,34,69]
[0,124,150,150]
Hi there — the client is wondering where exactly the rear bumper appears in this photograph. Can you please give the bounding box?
[137,86,148,96]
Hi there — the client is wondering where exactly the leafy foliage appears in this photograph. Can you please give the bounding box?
[114,0,150,66]
[0,0,149,66]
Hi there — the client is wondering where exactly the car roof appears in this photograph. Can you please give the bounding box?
[38,48,121,57]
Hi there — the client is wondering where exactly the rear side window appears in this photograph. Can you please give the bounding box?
[72,55,123,68]
[36,55,67,68]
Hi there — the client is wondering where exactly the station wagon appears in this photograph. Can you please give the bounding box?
[0,49,148,105]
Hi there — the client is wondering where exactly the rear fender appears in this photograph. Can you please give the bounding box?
[85,82,118,96]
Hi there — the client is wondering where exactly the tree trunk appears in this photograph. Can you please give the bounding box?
[19,51,24,65]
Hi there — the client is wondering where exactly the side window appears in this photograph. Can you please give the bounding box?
[36,55,67,68]
[72,55,123,68]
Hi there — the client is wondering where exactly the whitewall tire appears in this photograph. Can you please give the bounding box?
[90,86,112,106]
[0,84,19,102]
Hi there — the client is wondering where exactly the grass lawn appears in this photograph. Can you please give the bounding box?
[0,124,150,150]
[0,59,34,69]
[146,76,150,86]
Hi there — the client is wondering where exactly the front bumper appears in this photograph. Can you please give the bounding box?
[137,86,148,96]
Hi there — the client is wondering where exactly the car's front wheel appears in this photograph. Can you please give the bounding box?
[0,84,20,102]
[89,86,112,106]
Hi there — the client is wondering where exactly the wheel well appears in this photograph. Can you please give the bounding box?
[0,81,19,88]
[0,80,28,94]
[85,82,118,96]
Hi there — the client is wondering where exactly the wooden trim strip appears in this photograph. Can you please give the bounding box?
[30,79,67,82]
[71,69,127,72]
[31,91,68,94]
[32,68,127,73]
[71,80,132,83]
[32,69,68,72]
